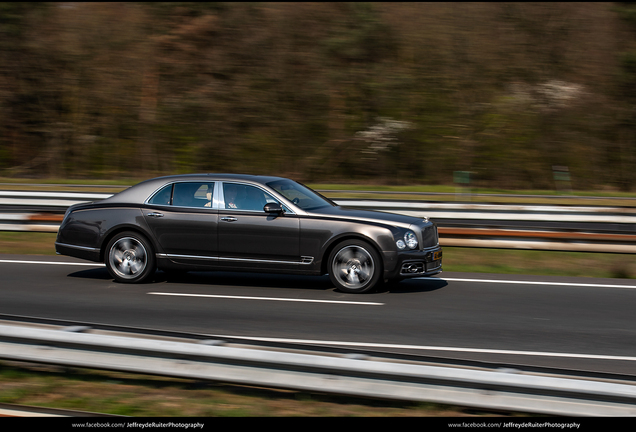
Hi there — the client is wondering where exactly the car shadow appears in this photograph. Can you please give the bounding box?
[67,268,334,291]
[67,267,112,280]
[67,268,449,294]
[157,271,334,292]
[379,277,448,294]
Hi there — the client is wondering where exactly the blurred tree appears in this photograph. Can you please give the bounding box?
[0,2,632,191]
[0,2,51,173]
[612,2,636,191]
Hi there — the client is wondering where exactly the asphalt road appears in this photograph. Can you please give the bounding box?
[2,253,636,376]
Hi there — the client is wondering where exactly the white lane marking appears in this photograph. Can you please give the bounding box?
[432,277,636,290]
[2,260,632,360]
[0,259,104,267]
[148,292,384,306]
[208,335,636,362]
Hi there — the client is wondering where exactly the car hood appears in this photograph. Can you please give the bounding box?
[307,205,426,229]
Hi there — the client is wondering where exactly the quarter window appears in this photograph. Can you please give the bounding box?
[148,184,173,205]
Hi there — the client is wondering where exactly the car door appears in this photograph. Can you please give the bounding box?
[217,182,300,270]
[143,181,218,265]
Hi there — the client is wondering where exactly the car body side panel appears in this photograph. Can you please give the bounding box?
[56,208,103,252]
[142,204,218,264]
[217,210,300,269]
[56,206,157,262]
[298,215,398,276]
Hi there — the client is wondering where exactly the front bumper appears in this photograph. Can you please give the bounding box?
[384,246,442,279]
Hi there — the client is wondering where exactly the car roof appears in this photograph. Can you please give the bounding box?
[101,173,290,204]
[149,173,287,183]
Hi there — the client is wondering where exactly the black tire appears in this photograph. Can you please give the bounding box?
[328,239,382,293]
[105,231,156,283]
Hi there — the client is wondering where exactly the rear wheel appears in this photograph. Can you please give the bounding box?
[328,239,382,293]
[105,231,156,283]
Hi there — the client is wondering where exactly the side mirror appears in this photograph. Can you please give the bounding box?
[263,202,284,214]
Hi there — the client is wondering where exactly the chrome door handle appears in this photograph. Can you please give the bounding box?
[220,216,238,222]
[147,212,164,218]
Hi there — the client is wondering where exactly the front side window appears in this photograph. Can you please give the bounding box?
[223,183,283,212]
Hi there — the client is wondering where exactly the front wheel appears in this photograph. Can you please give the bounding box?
[105,231,156,283]
[328,240,382,293]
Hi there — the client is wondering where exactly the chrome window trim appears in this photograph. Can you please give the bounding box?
[212,180,224,209]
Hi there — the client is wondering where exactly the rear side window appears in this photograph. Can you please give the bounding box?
[148,182,215,208]
[172,182,214,208]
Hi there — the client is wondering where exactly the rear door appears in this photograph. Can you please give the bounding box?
[143,181,218,265]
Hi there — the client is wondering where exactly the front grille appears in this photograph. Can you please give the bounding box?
[421,224,439,248]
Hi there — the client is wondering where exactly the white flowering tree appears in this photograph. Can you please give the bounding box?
[355,117,413,159]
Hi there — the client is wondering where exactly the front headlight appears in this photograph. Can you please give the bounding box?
[404,231,419,249]
[396,230,419,250]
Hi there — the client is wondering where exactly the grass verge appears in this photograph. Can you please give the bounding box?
[0,232,58,256]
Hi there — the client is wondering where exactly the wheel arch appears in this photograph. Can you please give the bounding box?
[99,225,158,262]
[320,234,384,276]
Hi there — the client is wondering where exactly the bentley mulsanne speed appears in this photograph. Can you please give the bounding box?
[55,174,442,293]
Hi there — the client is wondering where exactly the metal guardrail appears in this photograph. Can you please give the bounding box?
[0,191,112,232]
[2,190,636,252]
[319,188,636,201]
[1,322,635,416]
[339,199,636,253]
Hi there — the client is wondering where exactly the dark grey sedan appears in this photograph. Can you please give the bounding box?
[55,174,442,293]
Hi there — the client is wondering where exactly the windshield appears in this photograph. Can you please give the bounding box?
[266,179,335,211]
